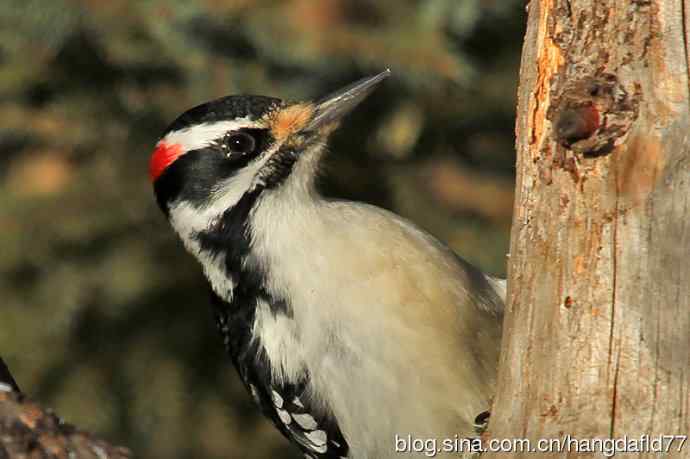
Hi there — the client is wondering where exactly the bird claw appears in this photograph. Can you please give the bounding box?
[473,410,491,434]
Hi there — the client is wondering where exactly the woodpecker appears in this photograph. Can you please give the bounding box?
[150,70,505,459]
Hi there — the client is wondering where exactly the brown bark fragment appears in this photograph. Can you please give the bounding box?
[0,362,131,458]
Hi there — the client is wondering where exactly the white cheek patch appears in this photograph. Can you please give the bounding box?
[162,118,254,152]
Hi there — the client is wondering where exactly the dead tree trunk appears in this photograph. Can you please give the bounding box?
[487,1,690,458]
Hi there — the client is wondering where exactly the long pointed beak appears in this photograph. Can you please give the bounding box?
[304,69,391,132]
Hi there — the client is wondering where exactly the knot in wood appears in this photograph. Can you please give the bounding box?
[549,73,639,157]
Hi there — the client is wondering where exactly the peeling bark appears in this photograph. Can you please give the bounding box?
[487,1,690,458]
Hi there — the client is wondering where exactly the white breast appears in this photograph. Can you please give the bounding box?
[248,188,502,458]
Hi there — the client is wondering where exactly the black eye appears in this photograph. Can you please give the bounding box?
[224,132,256,156]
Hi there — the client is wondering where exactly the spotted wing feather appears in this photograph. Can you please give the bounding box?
[212,291,349,458]
[245,377,349,458]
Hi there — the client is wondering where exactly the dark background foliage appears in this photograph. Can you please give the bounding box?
[1,1,524,457]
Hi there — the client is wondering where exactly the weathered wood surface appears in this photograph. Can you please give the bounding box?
[487,1,690,457]
[0,358,131,458]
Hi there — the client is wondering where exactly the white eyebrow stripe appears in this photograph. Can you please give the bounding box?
[161,117,255,152]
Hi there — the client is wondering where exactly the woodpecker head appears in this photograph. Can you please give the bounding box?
[150,71,390,241]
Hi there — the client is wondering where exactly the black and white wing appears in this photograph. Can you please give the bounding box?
[244,376,349,458]
[212,292,349,458]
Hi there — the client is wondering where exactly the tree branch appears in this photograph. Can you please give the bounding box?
[0,356,132,458]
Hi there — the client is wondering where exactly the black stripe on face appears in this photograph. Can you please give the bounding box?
[196,185,264,280]
[195,182,290,315]
[153,128,272,213]
[257,133,324,190]
[259,146,301,189]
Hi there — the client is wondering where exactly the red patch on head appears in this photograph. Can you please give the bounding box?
[149,142,183,182]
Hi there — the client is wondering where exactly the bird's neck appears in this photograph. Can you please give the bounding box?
[172,178,324,302]
[191,185,323,384]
